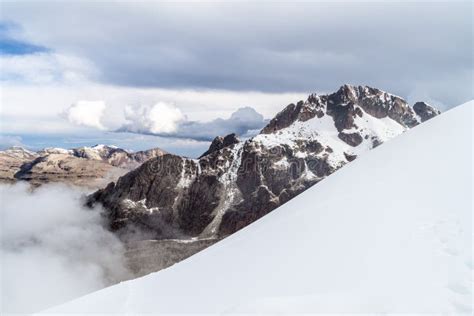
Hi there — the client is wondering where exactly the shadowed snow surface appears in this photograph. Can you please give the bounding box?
[44,102,472,314]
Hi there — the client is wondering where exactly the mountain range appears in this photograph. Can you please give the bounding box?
[0,145,167,188]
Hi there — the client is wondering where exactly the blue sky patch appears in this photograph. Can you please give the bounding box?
[0,37,49,55]
[0,21,49,55]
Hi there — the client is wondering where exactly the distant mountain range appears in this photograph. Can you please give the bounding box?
[0,145,167,188]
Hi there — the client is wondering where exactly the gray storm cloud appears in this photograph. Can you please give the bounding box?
[1,2,472,108]
[0,183,132,314]
[176,106,267,140]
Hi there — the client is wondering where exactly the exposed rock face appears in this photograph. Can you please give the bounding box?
[0,144,167,188]
[413,102,441,122]
[88,85,441,242]
[338,132,363,147]
[261,100,324,134]
[199,133,240,158]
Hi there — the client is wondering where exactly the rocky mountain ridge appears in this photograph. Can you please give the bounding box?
[88,85,440,242]
[0,145,167,188]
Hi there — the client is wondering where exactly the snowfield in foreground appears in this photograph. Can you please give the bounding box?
[44,102,472,314]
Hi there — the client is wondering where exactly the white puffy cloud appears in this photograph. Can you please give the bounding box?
[122,102,185,134]
[64,100,107,130]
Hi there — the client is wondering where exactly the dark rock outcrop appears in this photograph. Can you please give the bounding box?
[338,132,363,147]
[413,102,441,122]
[261,100,324,134]
[199,133,240,158]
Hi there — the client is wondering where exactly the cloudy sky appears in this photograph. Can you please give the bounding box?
[0,1,472,157]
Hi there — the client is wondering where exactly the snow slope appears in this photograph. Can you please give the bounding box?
[44,102,473,314]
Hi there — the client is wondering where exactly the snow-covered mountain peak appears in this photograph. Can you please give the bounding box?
[38,147,74,155]
[261,84,423,136]
[2,146,38,158]
[73,144,125,160]
[92,144,118,149]
[254,85,431,168]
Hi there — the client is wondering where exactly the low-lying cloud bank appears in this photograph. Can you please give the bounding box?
[0,183,132,314]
